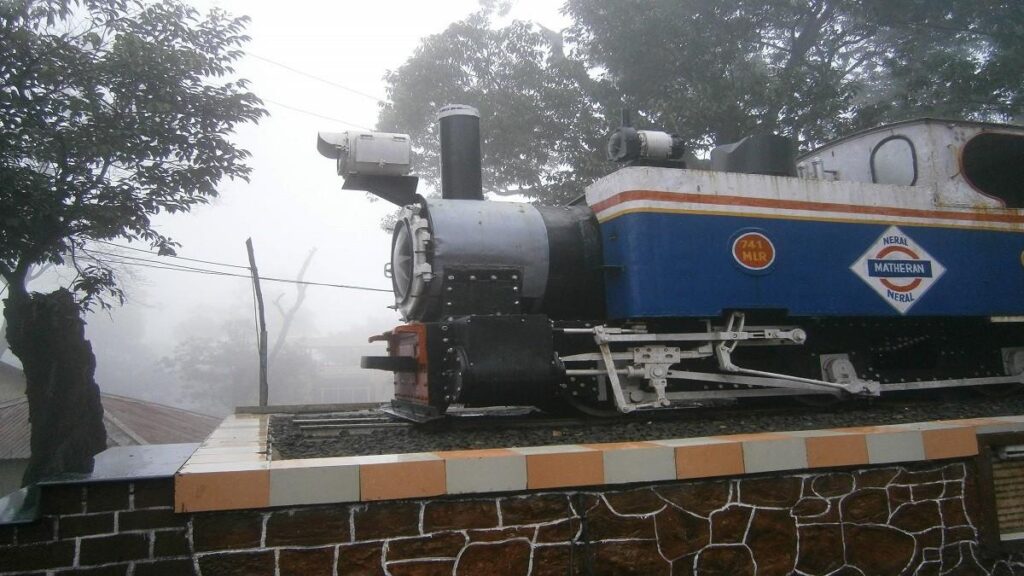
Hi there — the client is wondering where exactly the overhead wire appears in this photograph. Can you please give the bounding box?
[241,52,381,130]
[92,239,251,270]
[260,97,372,130]
[245,52,385,103]
[86,248,241,276]
[80,254,231,277]
[91,255,392,292]
[83,243,392,293]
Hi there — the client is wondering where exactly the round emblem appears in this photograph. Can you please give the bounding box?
[873,245,923,293]
[732,232,775,271]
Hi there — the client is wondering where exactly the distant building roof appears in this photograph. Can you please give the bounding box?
[0,361,26,403]
[0,365,220,459]
[99,395,222,447]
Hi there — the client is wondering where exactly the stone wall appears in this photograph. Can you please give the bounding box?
[0,478,190,575]
[2,461,1023,575]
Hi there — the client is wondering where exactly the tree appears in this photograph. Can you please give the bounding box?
[0,0,265,483]
[565,0,1022,144]
[565,0,867,146]
[379,0,1023,204]
[377,9,615,205]
[0,263,49,360]
[845,0,1024,128]
[269,248,316,365]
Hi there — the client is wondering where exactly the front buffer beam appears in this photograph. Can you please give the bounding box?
[363,314,561,420]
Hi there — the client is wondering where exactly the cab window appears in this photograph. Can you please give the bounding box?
[962,132,1024,208]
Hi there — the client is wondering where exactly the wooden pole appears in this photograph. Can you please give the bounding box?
[246,238,269,407]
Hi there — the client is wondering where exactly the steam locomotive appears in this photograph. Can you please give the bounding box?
[318,106,1024,420]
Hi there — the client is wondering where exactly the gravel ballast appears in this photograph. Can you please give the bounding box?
[269,392,1024,460]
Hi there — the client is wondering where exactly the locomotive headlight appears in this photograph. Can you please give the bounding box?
[390,204,434,321]
[391,221,414,302]
[316,131,412,177]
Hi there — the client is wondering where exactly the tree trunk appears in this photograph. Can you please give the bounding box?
[3,288,107,486]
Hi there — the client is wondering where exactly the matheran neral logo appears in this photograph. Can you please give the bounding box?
[850,226,946,314]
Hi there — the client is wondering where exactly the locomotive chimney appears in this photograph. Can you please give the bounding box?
[437,104,483,200]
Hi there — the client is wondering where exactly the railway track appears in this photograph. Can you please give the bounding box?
[269,391,1023,456]
[292,412,413,437]
[284,402,770,436]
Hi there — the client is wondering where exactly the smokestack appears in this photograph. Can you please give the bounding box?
[437,104,483,200]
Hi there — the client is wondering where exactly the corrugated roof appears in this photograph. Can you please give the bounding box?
[101,395,221,445]
[0,362,26,403]
[0,393,221,460]
[0,398,30,459]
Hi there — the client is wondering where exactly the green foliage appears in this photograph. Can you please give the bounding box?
[376,11,613,205]
[849,0,1024,128]
[380,0,1022,204]
[564,0,1023,146]
[0,0,265,307]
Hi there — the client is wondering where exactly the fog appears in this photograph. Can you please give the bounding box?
[1,0,569,415]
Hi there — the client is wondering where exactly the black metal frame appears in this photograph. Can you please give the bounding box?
[974,431,1024,556]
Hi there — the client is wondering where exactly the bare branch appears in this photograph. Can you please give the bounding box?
[268,248,317,364]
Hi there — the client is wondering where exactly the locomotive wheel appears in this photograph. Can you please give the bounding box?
[564,394,621,418]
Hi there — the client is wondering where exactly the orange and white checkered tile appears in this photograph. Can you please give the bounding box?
[172,413,1024,513]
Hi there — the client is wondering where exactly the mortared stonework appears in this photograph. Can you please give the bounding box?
[3,461,1024,575]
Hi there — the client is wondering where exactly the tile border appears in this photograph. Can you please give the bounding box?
[173,414,1024,513]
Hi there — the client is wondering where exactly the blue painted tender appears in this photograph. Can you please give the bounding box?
[599,212,1024,319]
[587,119,1024,321]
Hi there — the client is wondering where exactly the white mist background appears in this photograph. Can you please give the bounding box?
[3,1,570,414]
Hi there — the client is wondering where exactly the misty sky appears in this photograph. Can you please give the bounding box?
[3,0,570,412]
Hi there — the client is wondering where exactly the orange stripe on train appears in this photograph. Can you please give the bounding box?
[590,190,1024,225]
